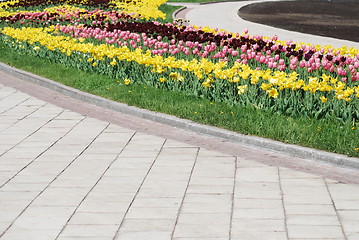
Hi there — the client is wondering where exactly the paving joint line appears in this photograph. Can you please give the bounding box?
[170,146,200,239]
[278,168,290,240]
[112,136,168,239]
[324,178,348,240]
[0,62,358,171]
[228,156,238,240]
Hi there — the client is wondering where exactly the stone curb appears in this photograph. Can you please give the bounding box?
[1,62,358,169]
[172,6,187,21]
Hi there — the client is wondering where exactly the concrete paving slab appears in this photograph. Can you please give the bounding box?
[231,229,287,240]
[287,225,345,239]
[286,214,341,226]
[60,225,119,238]
[114,231,172,240]
[120,219,176,232]
[173,223,229,238]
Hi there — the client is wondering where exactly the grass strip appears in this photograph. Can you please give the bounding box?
[159,4,182,23]
[0,41,358,157]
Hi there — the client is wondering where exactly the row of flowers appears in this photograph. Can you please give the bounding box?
[2,25,358,120]
[0,0,166,19]
[0,0,358,123]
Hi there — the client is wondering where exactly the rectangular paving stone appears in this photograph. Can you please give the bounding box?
[280,178,327,187]
[117,150,160,158]
[231,218,285,232]
[0,198,31,209]
[231,229,287,240]
[159,147,199,156]
[197,148,233,157]
[183,193,231,203]
[114,231,171,240]
[68,212,124,225]
[327,183,359,200]
[188,177,233,186]
[140,179,189,189]
[196,156,236,164]
[285,204,336,215]
[89,185,138,195]
[120,219,176,231]
[347,232,359,240]
[281,186,329,196]
[49,179,100,188]
[32,187,89,206]
[76,200,130,213]
[135,187,187,198]
[21,206,76,218]
[237,158,272,168]
[279,167,321,179]
[0,229,60,240]
[60,224,119,238]
[287,225,345,239]
[137,173,190,182]
[125,207,180,219]
[0,209,23,222]
[186,184,233,195]
[337,210,359,221]
[153,159,196,168]
[232,208,285,219]
[341,221,359,233]
[191,166,234,178]
[173,223,230,238]
[0,182,48,192]
[176,213,231,225]
[234,198,283,209]
[283,194,333,205]
[236,167,279,182]
[332,200,359,210]
[180,202,231,214]
[57,237,112,240]
[0,191,39,201]
[164,139,197,148]
[286,214,341,226]
[235,182,282,199]
[0,164,31,172]
[11,216,68,230]
[130,197,182,208]
[173,238,228,240]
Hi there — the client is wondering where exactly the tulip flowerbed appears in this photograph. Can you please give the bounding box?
[0,0,358,155]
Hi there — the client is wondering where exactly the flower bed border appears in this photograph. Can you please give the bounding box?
[1,61,358,169]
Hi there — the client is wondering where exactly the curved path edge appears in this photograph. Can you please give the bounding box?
[1,62,358,170]
[172,1,359,49]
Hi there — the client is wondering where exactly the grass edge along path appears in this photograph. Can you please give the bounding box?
[0,41,358,158]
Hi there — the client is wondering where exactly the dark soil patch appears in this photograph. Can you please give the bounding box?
[238,1,359,42]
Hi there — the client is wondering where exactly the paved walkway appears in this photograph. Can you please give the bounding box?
[171,1,359,49]
[1,2,359,240]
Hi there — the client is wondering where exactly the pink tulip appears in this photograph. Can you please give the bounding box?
[299,60,306,68]
[231,51,239,57]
